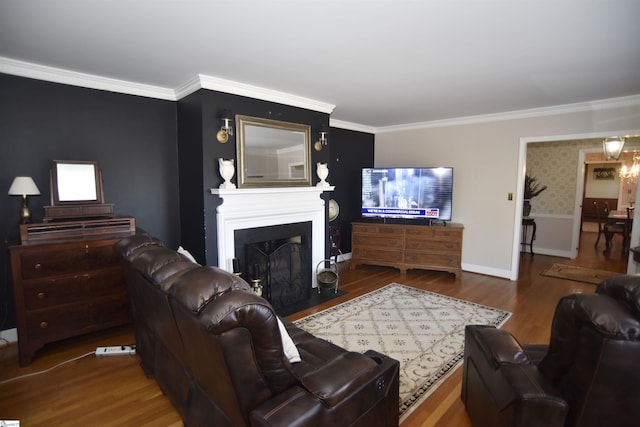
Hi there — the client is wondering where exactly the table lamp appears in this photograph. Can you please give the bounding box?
[8,176,40,223]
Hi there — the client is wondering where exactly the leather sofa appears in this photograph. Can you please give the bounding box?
[113,235,400,426]
[461,274,640,427]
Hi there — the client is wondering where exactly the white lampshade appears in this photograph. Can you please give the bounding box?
[8,176,40,196]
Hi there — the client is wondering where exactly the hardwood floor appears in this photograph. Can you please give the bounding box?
[0,228,628,426]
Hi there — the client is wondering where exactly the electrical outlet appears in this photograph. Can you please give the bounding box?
[508,192,513,201]
[95,345,136,356]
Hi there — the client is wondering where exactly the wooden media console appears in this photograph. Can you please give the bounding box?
[350,221,463,275]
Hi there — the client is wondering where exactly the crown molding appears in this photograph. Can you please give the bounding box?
[2,56,638,133]
[375,94,640,133]
[329,119,376,134]
[183,74,336,114]
[0,56,176,100]
[0,57,336,114]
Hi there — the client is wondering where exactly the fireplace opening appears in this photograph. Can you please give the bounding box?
[234,222,312,312]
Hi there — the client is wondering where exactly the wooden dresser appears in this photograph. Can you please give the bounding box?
[9,217,136,366]
[350,221,463,276]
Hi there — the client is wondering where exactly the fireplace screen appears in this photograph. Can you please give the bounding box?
[235,222,312,313]
[246,238,310,311]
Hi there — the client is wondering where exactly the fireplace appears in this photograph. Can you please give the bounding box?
[210,186,333,289]
[235,222,312,311]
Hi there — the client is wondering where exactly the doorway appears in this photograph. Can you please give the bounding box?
[576,149,636,272]
[512,131,640,280]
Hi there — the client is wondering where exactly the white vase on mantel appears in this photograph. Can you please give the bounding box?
[219,158,236,189]
[316,162,330,187]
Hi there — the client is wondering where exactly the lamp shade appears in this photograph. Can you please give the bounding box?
[8,176,40,196]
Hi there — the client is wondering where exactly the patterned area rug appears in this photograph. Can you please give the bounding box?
[294,283,511,421]
[541,263,621,285]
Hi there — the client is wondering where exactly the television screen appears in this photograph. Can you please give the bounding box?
[362,167,453,221]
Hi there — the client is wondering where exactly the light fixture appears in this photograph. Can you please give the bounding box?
[8,176,41,224]
[216,109,234,143]
[619,152,640,184]
[314,125,329,151]
[603,136,626,160]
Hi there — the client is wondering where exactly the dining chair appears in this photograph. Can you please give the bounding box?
[593,201,612,248]
[623,207,634,254]
[594,201,603,248]
[602,202,627,253]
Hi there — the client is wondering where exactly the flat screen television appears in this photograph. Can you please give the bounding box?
[361,167,453,222]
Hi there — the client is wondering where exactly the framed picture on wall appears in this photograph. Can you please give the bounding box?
[593,167,616,180]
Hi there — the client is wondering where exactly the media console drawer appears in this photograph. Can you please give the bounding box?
[350,221,463,275]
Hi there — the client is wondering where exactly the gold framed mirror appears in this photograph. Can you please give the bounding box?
[236,115,311,187]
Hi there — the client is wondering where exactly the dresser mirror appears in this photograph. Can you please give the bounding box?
[236,115,311,187]
[44,159,114,221]
[51,160,104,204]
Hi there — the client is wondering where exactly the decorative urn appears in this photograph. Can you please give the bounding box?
[219,158,236,189]
[316,162,330,187]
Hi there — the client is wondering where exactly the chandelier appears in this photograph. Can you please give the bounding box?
[619,152,640,183]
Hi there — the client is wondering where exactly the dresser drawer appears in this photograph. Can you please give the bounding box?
[353,234,404,248]
[352,248,403,263]
[19,241,119,280]
[406,227,462,240]
[25,293,130,341]
[22,268,125,310]
[405,238,461,252]
[404,251,461,268]
[352,224,404,236]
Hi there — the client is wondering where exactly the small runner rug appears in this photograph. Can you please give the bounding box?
[541,263,621,285]
[294,283,511,421]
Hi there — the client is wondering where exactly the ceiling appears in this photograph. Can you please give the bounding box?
[1,0,639,131]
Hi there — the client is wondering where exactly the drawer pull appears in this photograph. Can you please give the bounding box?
[37,292,46,300]
[40,321,49,329]
[34,263,43,271]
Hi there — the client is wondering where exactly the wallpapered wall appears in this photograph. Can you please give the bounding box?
[526,137,640,216]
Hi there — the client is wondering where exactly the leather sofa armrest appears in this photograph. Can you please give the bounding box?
[497,364,568,424]
[463,325,568,426]
[249,351,398,427]
[300,352,378,407]
[469,325,533,368]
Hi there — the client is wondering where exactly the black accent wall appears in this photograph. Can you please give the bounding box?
[0,72,374,332]
[0,74,180,331]
[329,128,375,254]
[177,89,332,266]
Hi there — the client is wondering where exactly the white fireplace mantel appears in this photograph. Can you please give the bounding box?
[210,186,334,286]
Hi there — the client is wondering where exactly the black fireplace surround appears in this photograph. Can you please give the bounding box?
[234,222,312,312]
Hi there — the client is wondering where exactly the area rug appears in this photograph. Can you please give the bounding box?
[294,283,511,421]
[541,263,621,285]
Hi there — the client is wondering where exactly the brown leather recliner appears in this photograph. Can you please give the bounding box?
[114,234,400,427]
[462,275,640,427]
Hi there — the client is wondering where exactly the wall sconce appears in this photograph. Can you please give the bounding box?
[314,125,329,151]
[8,176,40,224]
[217,109,234,143]
[603,136,625,160]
